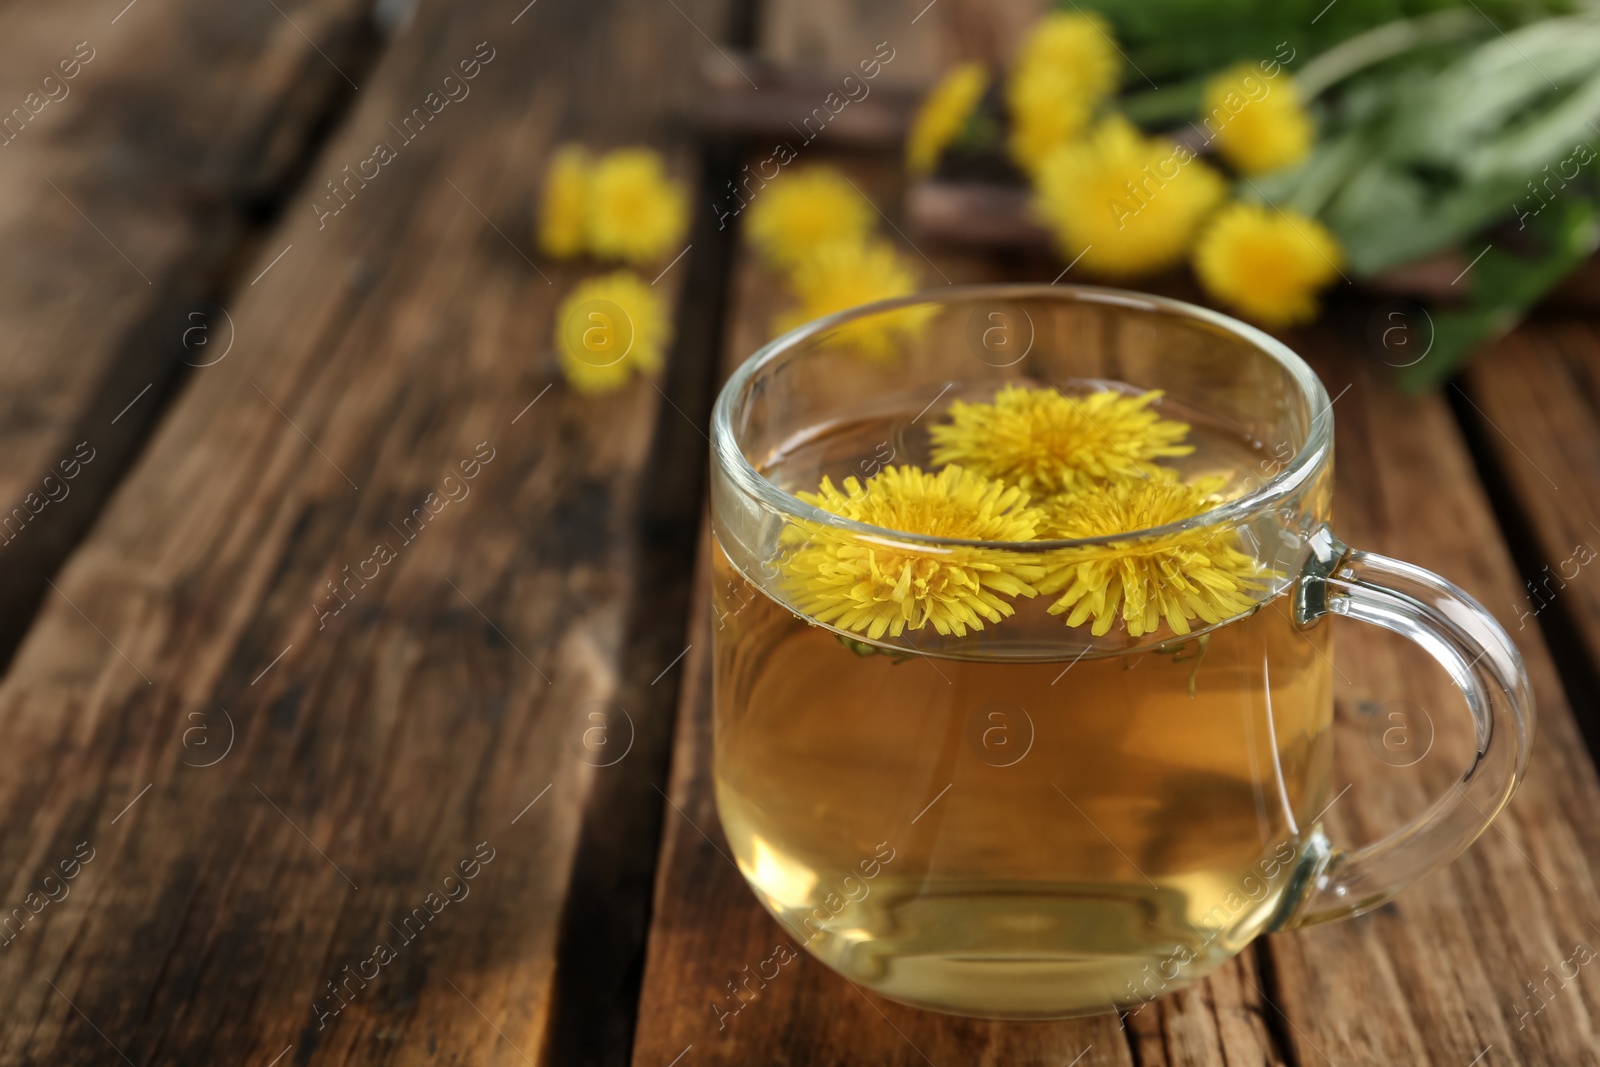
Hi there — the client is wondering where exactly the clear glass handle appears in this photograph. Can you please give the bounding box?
[1283,530,1536,927]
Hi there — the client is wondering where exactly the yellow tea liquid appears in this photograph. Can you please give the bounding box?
[711,393,1334,1017]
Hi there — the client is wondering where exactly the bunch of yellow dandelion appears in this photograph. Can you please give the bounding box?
[538,145,591,258]
[907,63,989,176]
[1036,477,1273,637]
[774,239,936,360]
[778,464,1046,639]
[553,270,668,395]
[536,145,687,265]
[1202,63,1314,176]
[1033,118,1226,277]
[929,385,1193,496]
[745,167,875,268]
[1194,202,1343,326]
[1005,13,1120,176]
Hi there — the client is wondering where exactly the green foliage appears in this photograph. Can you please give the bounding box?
[1238,8,1600,383]
[1070,0,1571,84]
[1237,14,1600,274]
[834,633,915,663]
[1398,198,1600,389]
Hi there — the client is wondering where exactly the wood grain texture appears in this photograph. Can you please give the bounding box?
[1461,321,1600,697]
[0,0,728,1062]
[757,0,1047,88]
[1267,329,1600,1067]
[698,0,1047,150]
[0,0,378,662]
[629,3,1600,1063]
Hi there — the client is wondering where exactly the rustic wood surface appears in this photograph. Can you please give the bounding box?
[0,0,378,663]
[0,0,728,1063]
[1462,321,1600,741]
[0,0,1597,1063]
[1266,328,1600,1067]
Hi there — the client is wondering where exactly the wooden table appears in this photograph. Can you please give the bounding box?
[1,0,1596,1063]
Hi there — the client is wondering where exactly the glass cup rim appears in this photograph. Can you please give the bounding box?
[710,283,1334,551]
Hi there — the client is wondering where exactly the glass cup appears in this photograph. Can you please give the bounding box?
[708,284,1533,1019]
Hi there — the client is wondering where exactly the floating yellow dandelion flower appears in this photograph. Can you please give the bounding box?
[745,167,875,268]
[779,465,1046,639]
[554,270,668,395]
[1036,477,1272,637]
[775,239,935,361]
[586,148,688,265]
[1005,13,1120,175]
[1033,118,1226,277]
[1194,202,1343,327]
[929,385,1193,496]
[1203,64,1313,176]
[908,63,989,176]
[538,144,591,259]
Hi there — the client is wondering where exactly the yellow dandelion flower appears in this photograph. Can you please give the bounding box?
[1005,13,1120,175]
[554,270,669,395]
[1006,64,1098,177]
[586,148,688,265]
[538,144,591,259]
[1013,12,1120,90]
[745,167,875,268]
[929,385,1193,496]
[775,239,936,361]
[779,465,1046,639]
[1194,202,1343,327]
[1202,64,1313,176]
[908,63,988,176]
[1036,477,1273,637]
[1033,118,1226,277]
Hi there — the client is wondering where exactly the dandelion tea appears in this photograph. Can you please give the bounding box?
[712,380,1334,1018]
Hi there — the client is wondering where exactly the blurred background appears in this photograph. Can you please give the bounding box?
[0,0,1596,1064]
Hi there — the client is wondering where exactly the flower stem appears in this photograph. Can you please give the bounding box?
[1120,80,1205,128]
[1294,9,1483,100]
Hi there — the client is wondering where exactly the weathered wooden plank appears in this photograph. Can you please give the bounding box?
[0,0,379,662]
[1460,322,1600,722]
[1263,327,1600,1066]
[0,0,730,1062]
[538,128,756,1066]
[757,0,1044,90]
[630,5,1600,1064]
